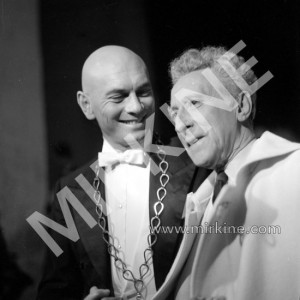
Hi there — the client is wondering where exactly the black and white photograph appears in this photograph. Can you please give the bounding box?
[0,1,299,299]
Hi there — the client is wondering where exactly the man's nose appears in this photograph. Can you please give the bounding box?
[125,93,143,114]
[174,109,193,133]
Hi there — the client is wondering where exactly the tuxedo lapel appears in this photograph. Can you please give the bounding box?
[69,160,112,287]
[152,186,212,300]
[152,210,199,300]
[149,152,196,289]
[152,172,214,299]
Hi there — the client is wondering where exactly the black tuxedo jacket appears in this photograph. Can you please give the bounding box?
[37,151,207,300]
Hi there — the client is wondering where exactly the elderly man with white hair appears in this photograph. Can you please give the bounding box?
[152,46,300,300]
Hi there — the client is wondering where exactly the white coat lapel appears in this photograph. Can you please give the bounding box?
[188,133,300,298]
[190,167,250,298]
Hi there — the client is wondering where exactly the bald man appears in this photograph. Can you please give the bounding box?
[37,46,206,300]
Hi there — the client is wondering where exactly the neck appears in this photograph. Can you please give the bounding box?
[103,137,147,152]
[219,127,256,172]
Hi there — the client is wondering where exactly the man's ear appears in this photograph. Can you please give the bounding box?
[77,91,95,120]
[236,91,252,122]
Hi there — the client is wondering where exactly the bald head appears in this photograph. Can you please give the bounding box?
[77,45,154,150]
[81,45,148,94]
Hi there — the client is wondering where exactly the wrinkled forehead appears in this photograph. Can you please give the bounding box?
[171,70,215,102]
[171,69,238,111]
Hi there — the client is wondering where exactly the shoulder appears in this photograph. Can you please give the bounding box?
[247,141,300,205]
[243,131,300,173]
[255,132,300,171]
[275,148,300,177]
[257,131,300,156]
[48,157,98,219]
[58,157,98,190]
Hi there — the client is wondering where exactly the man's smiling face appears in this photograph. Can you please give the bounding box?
[87,53,154,150]
[170,69,239,169]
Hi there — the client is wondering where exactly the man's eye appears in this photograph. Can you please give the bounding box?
[110,95,125,101]
[190,99,202,107]
[137,90,152,97]
[168,109,178,120]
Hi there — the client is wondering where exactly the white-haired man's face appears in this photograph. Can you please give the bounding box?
[170,70,240,170]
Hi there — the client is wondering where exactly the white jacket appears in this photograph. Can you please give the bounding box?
[153,131,300,300]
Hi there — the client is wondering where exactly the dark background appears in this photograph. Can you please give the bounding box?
[40,0,300,187]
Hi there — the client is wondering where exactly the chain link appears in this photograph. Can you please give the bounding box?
[93,146,169,300]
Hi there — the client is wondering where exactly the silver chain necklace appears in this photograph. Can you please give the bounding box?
[93,147,169,300]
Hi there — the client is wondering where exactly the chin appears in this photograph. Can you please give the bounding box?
[191,157,207,168]
[187,150,212,169]
[133,129,146,139]
[124,130,145,146]
[187,151,202,166]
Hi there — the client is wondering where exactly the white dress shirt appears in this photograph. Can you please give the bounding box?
[102,139,156,299]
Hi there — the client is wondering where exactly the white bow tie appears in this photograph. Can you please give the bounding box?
[98,149,146,167]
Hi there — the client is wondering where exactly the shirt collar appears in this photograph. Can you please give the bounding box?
[102,139,121,153]
[102,139,150,168]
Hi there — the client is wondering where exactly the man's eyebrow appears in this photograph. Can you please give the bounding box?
[105,88,128,96]
[105,83,152,96]
[136,82,152,91]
